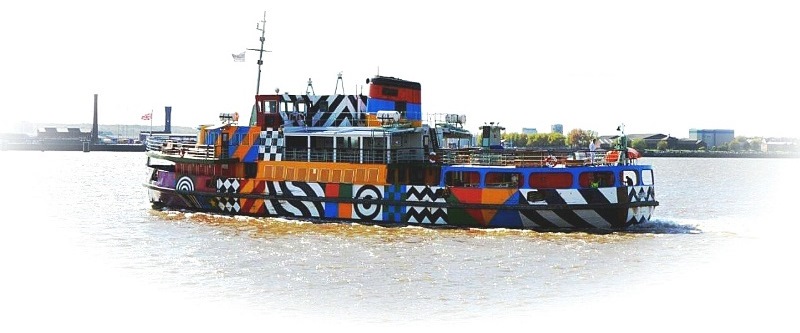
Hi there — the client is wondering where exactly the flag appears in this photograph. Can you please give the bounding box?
[141,113,152,121]
[232,51,245,62]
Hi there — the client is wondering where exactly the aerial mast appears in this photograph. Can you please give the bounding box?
[247,11,269,96]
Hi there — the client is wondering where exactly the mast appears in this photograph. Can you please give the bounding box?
[247,11,270,126]
[247,11,269,96]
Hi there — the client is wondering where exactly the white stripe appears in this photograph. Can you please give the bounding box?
[556,189,588,204]
[519,213,542,228]
[598,187,618,203]
[574,210,613,229]
[538,210,573,228]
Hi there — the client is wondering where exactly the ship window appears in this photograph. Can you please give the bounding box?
[579,171,614,188]
[485,172,522,188]
[382,87,398,97]
[641,169,654,186]
[444,171,480,187]
[620,170,638,186]
[269,101,277,113]
[529,172,573,189]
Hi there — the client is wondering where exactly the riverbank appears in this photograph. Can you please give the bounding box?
[642,150,799,158]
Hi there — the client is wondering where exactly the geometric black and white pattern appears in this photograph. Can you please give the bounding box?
[263,181,325,218]
[258,130,283,161]
[216,196,241,213]
[216,178,240,193]
[278,94,367,128]
[514,186,661,229]
[404,186,447,224]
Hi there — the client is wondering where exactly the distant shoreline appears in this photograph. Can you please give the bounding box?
[642,150,799,158]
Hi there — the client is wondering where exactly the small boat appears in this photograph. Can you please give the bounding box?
[143,17,658,231]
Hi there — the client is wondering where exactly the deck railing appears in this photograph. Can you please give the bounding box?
[146,136,628,166]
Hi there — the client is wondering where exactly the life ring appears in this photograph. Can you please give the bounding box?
[605,150,620,164]
[544,155,556,167]
[428,151,440,164]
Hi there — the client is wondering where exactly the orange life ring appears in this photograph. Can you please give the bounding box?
[605,150,620,163]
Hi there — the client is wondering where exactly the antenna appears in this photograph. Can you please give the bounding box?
[246,11,272,96]
[334,71,344,95]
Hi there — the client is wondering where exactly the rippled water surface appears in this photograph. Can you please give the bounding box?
[0,151,796,331]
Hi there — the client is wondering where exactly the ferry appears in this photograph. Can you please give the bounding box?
[143,18,658,231]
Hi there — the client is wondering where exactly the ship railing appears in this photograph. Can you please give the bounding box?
[146,137,215,159]
[281,147,426,164]
[438,148,580,167]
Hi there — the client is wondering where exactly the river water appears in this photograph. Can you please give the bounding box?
[0,151,796,332]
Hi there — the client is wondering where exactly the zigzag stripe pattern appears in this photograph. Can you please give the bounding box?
[404,186,447,224]
[626,206,654,224]
[405,206,448,224]
[627,186,656,202]
[405,186,446,202]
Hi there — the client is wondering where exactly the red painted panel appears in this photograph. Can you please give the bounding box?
[369,84,421,104]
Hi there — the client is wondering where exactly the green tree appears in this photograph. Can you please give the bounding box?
[631,138,647,151]
[656,140,669,151]
[548,132,566,147]
[566,128,596,148]
[527,133,550,147]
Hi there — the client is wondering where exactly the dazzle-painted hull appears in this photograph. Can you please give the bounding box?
[145,176,656,230]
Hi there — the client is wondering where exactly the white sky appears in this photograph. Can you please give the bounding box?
[1,0,798,138]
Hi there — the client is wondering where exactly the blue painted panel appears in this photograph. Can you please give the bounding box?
[406,103,421,120]
[366,98,394,113]
[489,209,523,228]
[324,202,338,218]
[241,145,260,162]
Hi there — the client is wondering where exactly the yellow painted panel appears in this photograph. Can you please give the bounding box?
[481,189,516,204]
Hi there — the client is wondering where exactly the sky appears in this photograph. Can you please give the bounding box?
[1,0,798,138]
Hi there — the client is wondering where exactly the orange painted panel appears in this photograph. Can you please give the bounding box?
[338,203,352,219]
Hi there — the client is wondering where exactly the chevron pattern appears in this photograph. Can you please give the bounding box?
[279,94,367,127]
[404,186,447,224]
